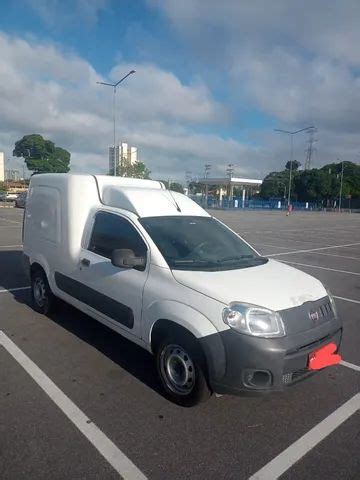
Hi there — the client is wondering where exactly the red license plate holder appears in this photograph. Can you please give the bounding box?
[308,342,341,371]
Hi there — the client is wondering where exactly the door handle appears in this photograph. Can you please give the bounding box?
[80,258,91,267]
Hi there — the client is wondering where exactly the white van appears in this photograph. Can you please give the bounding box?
[23,174,342,406]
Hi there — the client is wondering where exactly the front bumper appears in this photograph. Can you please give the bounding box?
[206,316,342,396]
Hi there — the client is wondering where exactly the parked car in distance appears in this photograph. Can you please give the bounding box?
[23,174,343,406]
[0,192,18,202]
[15,190,28,208]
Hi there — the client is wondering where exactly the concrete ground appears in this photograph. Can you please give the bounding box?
[0,207,359,480]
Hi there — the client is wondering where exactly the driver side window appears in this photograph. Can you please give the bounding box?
[88,211,147,260]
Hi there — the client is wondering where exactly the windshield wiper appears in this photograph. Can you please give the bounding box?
[219,254,255,262]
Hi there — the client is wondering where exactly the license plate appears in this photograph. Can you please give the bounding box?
[308,342,341,371]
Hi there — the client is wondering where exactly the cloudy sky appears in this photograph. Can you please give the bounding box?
[1,0,360,181]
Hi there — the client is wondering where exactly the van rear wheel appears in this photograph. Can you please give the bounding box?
[31,269,55,315]
[156,336,211,407]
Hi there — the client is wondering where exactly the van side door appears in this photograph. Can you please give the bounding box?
[56,210,149,339]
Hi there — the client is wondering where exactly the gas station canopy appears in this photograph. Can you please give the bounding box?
[197,177,262,187]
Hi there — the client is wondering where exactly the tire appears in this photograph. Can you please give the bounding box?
[31,269,55,315]
[156,335,212,407]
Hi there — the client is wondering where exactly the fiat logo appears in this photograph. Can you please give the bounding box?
[309,310,319,322]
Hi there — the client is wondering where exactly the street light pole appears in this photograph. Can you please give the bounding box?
[274,126,315,207]
[204,164,211,205]
[97,69,136,176]
[338,159,344,212]
[288,134,294,207]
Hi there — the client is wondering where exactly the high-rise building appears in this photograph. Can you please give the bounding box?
[0,152,4,182]
[109,143,138,175]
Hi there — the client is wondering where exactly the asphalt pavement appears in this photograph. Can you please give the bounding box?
[0,207,359,479]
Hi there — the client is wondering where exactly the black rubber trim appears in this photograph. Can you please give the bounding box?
[54,271,134,328]
[92,175,105,205]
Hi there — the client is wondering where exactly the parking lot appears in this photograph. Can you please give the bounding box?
[1,207,359,480]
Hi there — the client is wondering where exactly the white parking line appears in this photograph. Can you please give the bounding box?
[314,252,360,261]
[0,286,31,294]
[333,295,360,305]
[0,217,22,224]
[278,260,360,276]
[0,225,22,228]
[0,245,23,248]
[0,331,147,480]
[267,242,360,257]
[340,361,360,372]
[249,393,360,480]
[250,242,291,250]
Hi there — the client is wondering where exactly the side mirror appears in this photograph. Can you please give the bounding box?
[111,249,146,270]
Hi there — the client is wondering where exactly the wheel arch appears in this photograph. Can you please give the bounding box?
[147,301,227,383]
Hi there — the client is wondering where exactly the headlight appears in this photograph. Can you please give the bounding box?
[222,303,285,338]
[326,289,338,318]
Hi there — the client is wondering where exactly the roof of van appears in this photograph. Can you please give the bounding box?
[29,174,209,218]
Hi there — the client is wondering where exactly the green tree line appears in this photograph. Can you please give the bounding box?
[260,161,360,203]
[13,134,71,173]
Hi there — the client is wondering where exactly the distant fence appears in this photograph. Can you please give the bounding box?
[190,195,360,212]
[190,196,319,210]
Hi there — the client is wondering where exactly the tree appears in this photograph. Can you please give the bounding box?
[188,181,202,194]
[110,161,151,179]
[0,181,5,193]
[261,160,360,204]
[294,169,332,202]
[321,161,360,199]
[160,180,184,193]
[13,134,70,173]
[285,160,301,171]
[260,171,289,199]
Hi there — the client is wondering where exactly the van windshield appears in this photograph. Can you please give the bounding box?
[140,216,268,271]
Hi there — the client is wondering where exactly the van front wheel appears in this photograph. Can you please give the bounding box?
[156,337,211,407]
[31,269,55,315]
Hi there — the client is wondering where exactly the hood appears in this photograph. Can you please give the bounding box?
[172,259,327,311]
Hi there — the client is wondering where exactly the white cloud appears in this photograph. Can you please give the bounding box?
[150,0,360,66]
[0,32,260,181]
[148,0,360,168]
[24,0,108,28]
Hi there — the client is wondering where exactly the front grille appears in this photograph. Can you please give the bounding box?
[282,368,311,385]
[314,300,333,319]
[289,332,333,355]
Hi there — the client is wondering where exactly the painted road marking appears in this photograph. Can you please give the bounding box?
[0,217,22,225]
[333,295,360,305]
[0,225,22,228]
[0,331,147,480]
[249,393,360,480]
[314,252,360,261]
[0,244,23,248]
[267,242,360,257]
[278,260,360,276]
[340,360,360,372]
[0,286,31,294]
[250,242,292,250]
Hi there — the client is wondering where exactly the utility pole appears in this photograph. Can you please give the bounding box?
[226,164,235,202]
[304,127,317,170]
[338,159,344,212]
[204,164,211,205]
[226,163,235,201]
